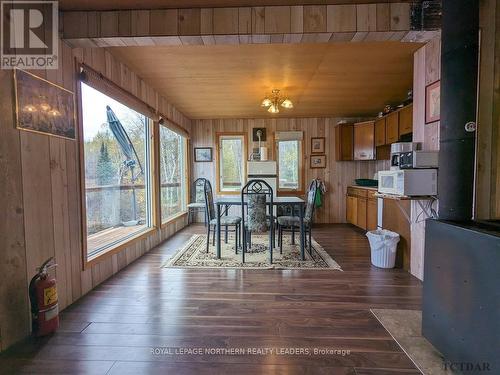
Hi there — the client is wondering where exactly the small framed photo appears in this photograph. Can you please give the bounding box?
[310,155,326,169]
[252,127,267,142]
[425,80,440,124]
[311,137,325,154]
[194,147,212,162]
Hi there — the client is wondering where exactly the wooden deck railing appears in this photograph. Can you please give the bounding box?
[85,182,181,192]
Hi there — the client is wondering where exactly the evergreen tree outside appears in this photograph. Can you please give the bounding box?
[96,142,116,185]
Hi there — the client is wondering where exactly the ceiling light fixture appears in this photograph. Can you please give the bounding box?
[260,89,293,114]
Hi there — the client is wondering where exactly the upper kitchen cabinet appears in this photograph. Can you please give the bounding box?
[335,123,354,161]
[375,117,386,146]
[398,104,413,135]
[353,121,375,160]
[386,111,399,144]
[336,104,412,162]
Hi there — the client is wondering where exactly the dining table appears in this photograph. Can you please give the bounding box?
[215,196,306,260]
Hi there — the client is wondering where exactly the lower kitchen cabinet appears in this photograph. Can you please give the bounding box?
[356,197,367,230]
[346,195,358,225]
[346,187,377,230]
[366,198,378,231]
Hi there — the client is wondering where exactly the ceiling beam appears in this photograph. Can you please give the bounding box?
[61,3,439,48]
[59,1,417,12]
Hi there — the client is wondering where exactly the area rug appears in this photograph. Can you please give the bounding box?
[371,309,458,375]
[162,234,342,270]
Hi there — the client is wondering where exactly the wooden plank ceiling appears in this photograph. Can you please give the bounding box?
[109,42,420,119]
[59,0,412,11]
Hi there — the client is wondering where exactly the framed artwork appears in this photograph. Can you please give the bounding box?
[14,68,76,140]
[311,137,326,154]
[425,80,440,124]
[194,147,213,162]
[310,155,326,169]
[252,127,267,142]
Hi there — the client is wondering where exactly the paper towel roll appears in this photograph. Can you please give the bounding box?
[260,147,268,161]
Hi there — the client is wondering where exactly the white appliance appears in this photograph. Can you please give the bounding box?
[247,161,277,196]
[378,169,437,196]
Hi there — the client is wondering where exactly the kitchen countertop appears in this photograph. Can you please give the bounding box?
[348,185,378,191]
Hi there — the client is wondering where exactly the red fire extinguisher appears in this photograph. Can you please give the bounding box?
[29,257,59,336]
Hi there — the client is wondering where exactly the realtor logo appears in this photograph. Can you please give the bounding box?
[1,1,58,69]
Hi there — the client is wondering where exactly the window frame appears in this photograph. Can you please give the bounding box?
[77,80,158,269]
[275,134,305,195]
[215,132,248,195]
[158,122,189,226]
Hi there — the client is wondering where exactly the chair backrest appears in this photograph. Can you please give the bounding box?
[203,180,216,221]
[241,179,273,232]
[304,183,319,222]
[192,177,206,203]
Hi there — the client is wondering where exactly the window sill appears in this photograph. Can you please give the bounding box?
[278,190,305,196]
[84,227,157,269]
[216,191,241,196]
[161,211,188,228]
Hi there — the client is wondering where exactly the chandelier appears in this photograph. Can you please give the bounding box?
[261,89,293,114]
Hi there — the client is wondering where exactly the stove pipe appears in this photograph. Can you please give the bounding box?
[438,0,479,221]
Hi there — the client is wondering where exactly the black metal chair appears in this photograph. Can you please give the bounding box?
[203,180,241,254]
[241,179,274,263]
[277,184,318,256]
[187,177,207,225]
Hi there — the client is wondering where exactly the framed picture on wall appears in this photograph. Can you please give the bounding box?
[311,137,325,154]
[425,80,441,124]
[14,68,76,140]
[194,147,213,162]
[252,127,267,142]
[310,155,326,169]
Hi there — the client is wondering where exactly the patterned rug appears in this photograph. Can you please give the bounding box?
[162,234,342,270]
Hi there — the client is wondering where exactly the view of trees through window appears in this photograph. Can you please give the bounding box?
[160,125,186,222]
[278,140,300,190]
[219,136,244,192]
[81,83,151,257]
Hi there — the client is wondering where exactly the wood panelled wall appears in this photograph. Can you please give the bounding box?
[191,118,389,224]
[477,0,500,219]
[410,36,441,280]
[0,41,191,351]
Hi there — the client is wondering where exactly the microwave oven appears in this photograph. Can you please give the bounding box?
[378,169,437,196]
[399,151,439,169]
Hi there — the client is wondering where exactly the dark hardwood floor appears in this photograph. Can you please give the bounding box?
[0,224,422,374]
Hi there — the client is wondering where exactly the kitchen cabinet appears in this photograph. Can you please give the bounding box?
[386,112,399,143]
[346,187,377,231]
[374,118,386,146]
[367,196,378,231]
[399,104,413,135]
[337,104,412,162]
[335,123,354,161]
[353,121,375,160]
[382,198,411,270]
[346,195,357,225]
[356,197,367,229]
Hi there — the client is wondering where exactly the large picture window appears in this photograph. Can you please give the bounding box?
[216,133,247,193]
[81,83,152,259]
[276,131,303,192]
[159,124,187,223]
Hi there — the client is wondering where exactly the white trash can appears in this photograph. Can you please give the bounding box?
[366,229,400,268]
